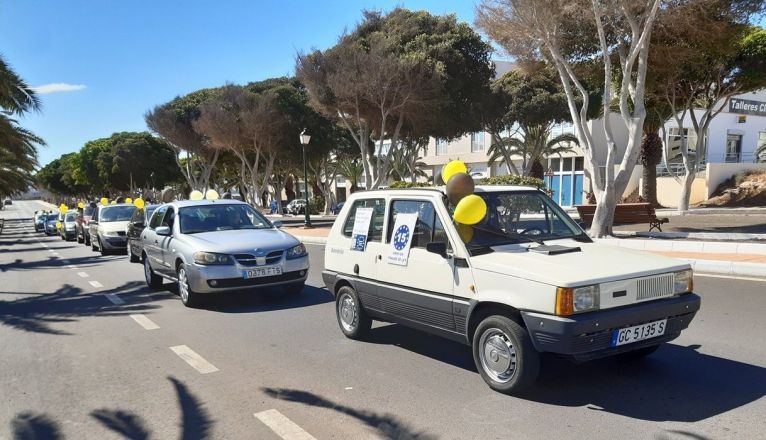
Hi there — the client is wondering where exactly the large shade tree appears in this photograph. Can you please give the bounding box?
[297,8,494,189]
[478,0,663,236]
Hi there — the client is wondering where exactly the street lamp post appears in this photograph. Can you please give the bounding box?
[300,130,312,228]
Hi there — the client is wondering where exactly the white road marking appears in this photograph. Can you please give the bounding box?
[67,264,78,269]
[104,293,124,305]
[129,314,159,330]
[344,387,353,390]
[77,272,89,278]
[88,280,103,288]
[254,409,317,440]
[170,345,219,374]
[696,273,766,282]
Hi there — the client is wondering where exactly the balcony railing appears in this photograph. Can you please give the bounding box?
[656,162,706,177]
[724,152,757,163]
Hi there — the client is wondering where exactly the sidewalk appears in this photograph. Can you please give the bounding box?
[286,225,766,278]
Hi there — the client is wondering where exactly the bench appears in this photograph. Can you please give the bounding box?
[575,203,669,232]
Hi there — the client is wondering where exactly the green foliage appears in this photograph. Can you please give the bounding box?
[388,181,433,188]
[307,195,325,215]
[480,175,545,188]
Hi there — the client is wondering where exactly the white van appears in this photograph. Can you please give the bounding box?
[322,186,701,394]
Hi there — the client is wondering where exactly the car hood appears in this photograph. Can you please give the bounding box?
[180,229,300,254]
[100,221,130,233]
[470,238,689,287]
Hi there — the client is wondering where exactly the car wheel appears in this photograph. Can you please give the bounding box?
[99,237,108,256]
[84,233,90,246]
[91,234,98,251]
[177,264,200,308]
[143,256,163,289]
[76,233,83,244]
[283,282,305,295]
[127,242,140,263]
[335,286,371,340]
[472,315,540,395]
[617,344,661,361]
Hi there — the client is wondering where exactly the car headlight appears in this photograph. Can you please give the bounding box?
[103,231,121,237]
[193,251,233,265]
[673,268,693,294]
[286,243,308,259]
[556,285,600,316]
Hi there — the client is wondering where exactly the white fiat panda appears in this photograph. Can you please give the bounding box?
[322,186,701,394]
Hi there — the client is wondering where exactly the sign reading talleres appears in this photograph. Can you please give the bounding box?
[729,98,766,117]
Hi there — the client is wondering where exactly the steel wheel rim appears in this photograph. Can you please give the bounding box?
[338,293,357,332]
[478,328,517,383]
[144,259,153,284]
[178,267,189,302]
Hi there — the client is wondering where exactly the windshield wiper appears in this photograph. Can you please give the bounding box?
[471,225,546,246]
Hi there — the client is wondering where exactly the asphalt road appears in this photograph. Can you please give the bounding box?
[1,200,765,440]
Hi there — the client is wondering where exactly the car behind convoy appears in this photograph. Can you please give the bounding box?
[322,186,701,394]
[126,204,158,263]
[140,200,309,307]
[89,204,137,255]
[60,210,77,241]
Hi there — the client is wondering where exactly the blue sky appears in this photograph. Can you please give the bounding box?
[0,1,478,166]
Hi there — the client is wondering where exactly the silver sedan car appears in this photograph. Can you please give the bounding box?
[140,199,309,307]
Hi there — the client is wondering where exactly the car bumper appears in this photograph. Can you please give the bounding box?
[186,256,310,293]
[521,293,701,362]
[101,236,128,249]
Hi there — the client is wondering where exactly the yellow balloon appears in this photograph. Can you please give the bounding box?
[189,190,204,201]
[100,197,108,205]
[453,194,487,225]
[442,160,468,185]
[205,189,219,200]
[56,222,62,229]
[134,198,145,209]
[77,202,85,209]
[456,223,474,243]
[110,201,116,205]
[59,204,66,211]
[125,197,133,204]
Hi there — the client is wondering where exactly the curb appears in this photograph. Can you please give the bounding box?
[615,230,766,242]
[296,236,327,245]
[596,237,766,255]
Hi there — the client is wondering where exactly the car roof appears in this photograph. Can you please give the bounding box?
[163,199,248,208]
[348,185,541,198]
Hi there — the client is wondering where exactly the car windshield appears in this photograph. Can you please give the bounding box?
[459,191,584,252]
[179,203,272,234]
[65,212,76,222]
[46,214,59,221]
[100,205,137,222]
[84,206,95,216]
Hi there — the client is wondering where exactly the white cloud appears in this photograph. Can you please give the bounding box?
[31,83,87,94]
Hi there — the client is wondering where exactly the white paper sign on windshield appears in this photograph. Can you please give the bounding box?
[387,212,418,266]
[350,207,373,251]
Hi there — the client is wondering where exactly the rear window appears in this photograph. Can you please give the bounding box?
[65,212,76,221]
[84,206,95,216]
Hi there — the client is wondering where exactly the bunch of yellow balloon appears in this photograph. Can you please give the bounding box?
[77,202,85,209]
[100,197,108,205]
[134,198,145,209]
[442,160,487,242]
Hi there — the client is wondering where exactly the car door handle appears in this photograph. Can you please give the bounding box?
[154,240,158,244]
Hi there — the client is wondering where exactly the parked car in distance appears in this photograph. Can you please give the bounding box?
[43,213,60,236]
[34,211,47,232]
[323,186,701,394]
[140,199,309,307]
[89,204,137,255]
[331,202,345,215]
[77,204,96,245]
[3,198,11,205]
[127,204,159,263]
[60,210,77,241]
[286,199,307,215]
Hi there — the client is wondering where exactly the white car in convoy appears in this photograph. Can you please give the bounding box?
[89,204,137,255]
[322,186,700,394]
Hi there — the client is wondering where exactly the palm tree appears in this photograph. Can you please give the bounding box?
[0,54,41,115]
[386,140,428,183]
[488,124,578,176]
[335,156,364,193]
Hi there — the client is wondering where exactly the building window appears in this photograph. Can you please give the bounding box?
[471,132,485,152]
[667,128,706,162]
[436,138,448,156]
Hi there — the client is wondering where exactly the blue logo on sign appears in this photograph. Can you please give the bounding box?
[393,225,410,251]
[353,234,367,251]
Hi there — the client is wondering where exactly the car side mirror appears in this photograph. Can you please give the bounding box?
[273,221,283,229]
[155,226,171,236]
[426,241,448,259]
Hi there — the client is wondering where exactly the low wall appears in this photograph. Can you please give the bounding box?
[655,176,708,208]
[705,163,766,198]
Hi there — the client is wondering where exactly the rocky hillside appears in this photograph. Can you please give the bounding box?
[703,171,766,207]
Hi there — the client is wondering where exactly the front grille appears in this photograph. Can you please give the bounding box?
[207,270,304,288]
[116,231,126,236]
[233,250,283,267]
[636,274,674,301]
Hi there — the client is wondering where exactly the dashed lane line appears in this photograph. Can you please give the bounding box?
[77,272,89,278]
[88,280,103,288]
[67,265,78,269]
[254,409,317,440]
[104,293,124,305]
[129,314,160,330]
[169,345,219,374]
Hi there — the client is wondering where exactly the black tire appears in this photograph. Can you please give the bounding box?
[617,344,661,361]
[91,235,99,251]
[127,241,140,263]
[143,256,163,289]
[76,233,84,244]
[283,282,305,295]
[472,315,540,395]
[335,286,371,340]
[84,233,90,246]
[177,264,200,308]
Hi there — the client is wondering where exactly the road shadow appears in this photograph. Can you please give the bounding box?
[0,281,159,335]
[9,376,214,439]
[0,254,114,273]
[185,284,333,313]
[263,387,436,440]
[518,343,766,423]
[365,323,476,372]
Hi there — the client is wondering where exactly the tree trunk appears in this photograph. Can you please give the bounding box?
[530,160,544,180]
[639,131,662,207]
[589,190,616,237]
[678,170,695,212]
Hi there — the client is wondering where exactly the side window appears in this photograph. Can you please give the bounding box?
[163,207,176,229]
[130,209,143,224]
[342,198,385,241]
[149,206,167,229]
[92,208,99,222]
[387,200,450,249]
